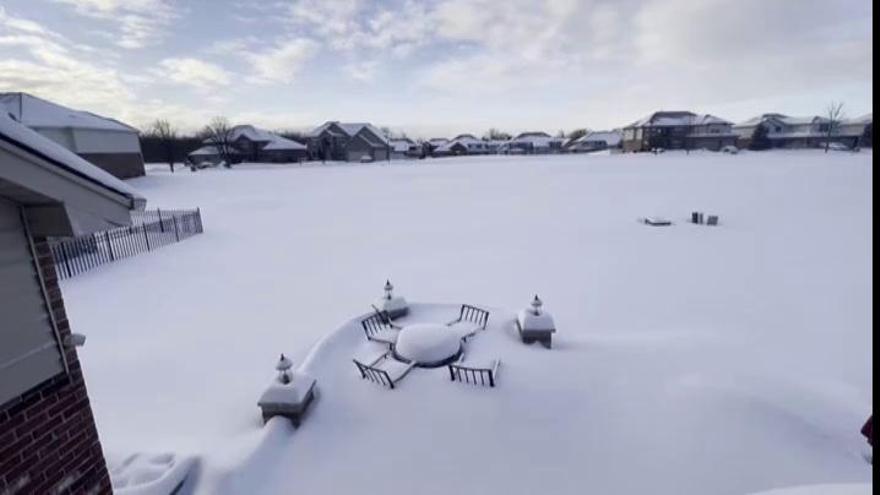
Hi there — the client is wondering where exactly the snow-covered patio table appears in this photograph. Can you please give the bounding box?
[393,323,464,367]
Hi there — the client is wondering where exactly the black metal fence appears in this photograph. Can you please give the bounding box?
[49,208,203,280]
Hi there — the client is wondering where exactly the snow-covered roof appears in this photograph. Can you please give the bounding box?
[572,130,622,146]
[507,132,566,147]
[435,140,467,152]
[188,145,228,157]
[0,92,138,133]
[390,138,416,152]
[0,111,144,203]
[204,125,306,151]
[512,131,551,140]
[845,113,872,125]
[428,138,449,145]
[627,111,732,128]
[307,121,390,145]
[735,114,831,128]
[450,134,482,145]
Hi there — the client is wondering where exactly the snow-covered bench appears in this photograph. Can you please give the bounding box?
[361,312,402,347]
[353,351,416,389]
[448,359,500,388]
[446,304,490,341]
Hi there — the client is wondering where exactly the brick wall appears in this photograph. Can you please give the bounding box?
[0,238,112,495]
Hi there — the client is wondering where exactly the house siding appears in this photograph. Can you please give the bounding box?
[0,238,112,495]
[78,152,145,180]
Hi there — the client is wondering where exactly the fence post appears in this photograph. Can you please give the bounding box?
[143,224,151,251]
[158,208,164,232]
[105,231,115,261]
[172,215,180,241]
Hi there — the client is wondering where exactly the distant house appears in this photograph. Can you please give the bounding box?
[0,92,145,179]
[389,137,420,159]
[433,134,492,156]
[622,111,737,152]
[189,125,307,165]
[1,111,144,493]
[733,113,872,149]
[838,113,872,148]
[567,130,623,153]
[424,138,449,156]
[501,132,566,154]
[305,121,391,162]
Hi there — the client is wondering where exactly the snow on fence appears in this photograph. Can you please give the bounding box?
[49,208,203,280]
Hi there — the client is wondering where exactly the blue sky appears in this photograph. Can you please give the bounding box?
[0,0,873,137]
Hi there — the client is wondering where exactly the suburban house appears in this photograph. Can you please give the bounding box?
[733,114,837,149]
[434,134,492,156]
[0,92,145,179]
[0,111,145,493]
[189,125,307,165]
[389,137,421,159]
[838,113,873,148]
[305,121,391,162]
[567,130,623,153]
[622,111,737,152]
[500,132,566,155]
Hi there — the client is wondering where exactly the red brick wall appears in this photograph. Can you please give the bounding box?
[0,238,112,494]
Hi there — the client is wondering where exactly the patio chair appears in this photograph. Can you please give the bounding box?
[361,312,401,347]
[371,304,403,328]
[448,358,501,388]
[353,351,416,389]
[446,304,490,341]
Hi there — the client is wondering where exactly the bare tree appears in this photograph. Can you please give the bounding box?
[824,101,845,153]
[204,117,236,167]
[148,119,178,173]
[485,128,512,141]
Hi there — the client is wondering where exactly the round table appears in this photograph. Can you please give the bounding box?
[393,323,463,368]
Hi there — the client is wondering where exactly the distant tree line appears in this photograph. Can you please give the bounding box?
[140,120,204,172]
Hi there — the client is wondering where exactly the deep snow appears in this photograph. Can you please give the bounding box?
[63,151,872,494]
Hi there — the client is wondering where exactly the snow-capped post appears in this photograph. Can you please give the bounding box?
[276,354,293,384]
[516,294,556,349]
[258,353,317,427]
[531,294,543,315]
[376,279,408,319]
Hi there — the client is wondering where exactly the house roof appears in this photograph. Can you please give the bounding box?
[0,111,144,205]
[735,114,831,128]
[262,135,307,151]
[189,145,234,157]
[512,131,552,140]
[845,113,872,125]
[507,133,566,147]
[571,130,622,146]
[390,138,416,152]
[205,125,307,151]
[307,121,391,145]
[0,92,139,133]
[627,111,732,128]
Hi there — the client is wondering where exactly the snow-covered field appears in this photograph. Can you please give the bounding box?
[63,151,873,494]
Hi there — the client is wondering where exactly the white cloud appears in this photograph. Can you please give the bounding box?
[247,39,318,85]
[344,60,380,83]
[52,0,179,48]
[154,58,232,90]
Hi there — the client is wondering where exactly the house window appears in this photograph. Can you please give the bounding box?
[0,200,66,406]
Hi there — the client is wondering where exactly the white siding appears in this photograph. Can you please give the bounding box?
[72,129,141,154]
[33,127,76,150]
[0,199,64,405]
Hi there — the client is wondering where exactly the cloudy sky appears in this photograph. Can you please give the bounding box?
[0,0,872,137]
